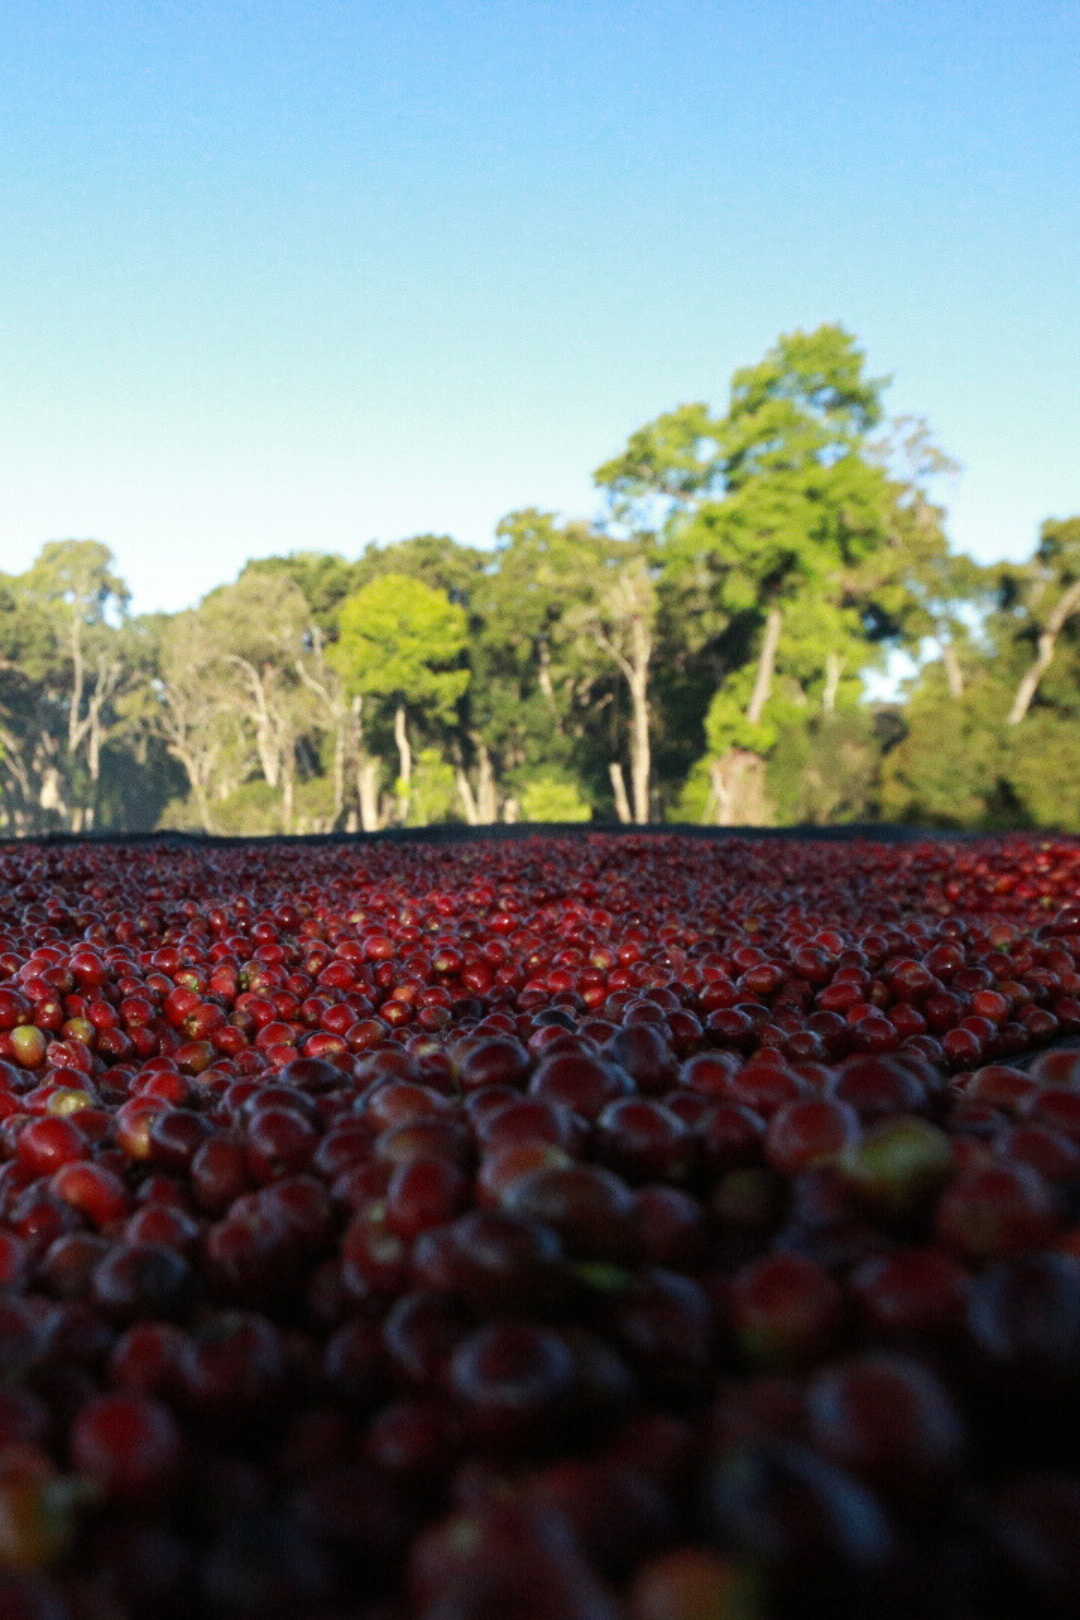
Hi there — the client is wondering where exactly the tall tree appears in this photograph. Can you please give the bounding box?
[352,535,488,821]
[566,543,658,822]
[593,402,723,532]
[352,533,486,605]
[857,416,982,700]
[468,510,597,820]
[330,574,469,824]
[1,541,130,830]
[242,555,378,830]
[197,572,318,833]
[880,514,1080,829]
[137,610,243,834]
[1006,516,1080,724]
[662,326,901,820]
[0,573,69,832]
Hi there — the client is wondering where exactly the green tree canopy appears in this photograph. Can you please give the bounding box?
[330,573,470,714]
[330,573,470,822]
[719,323,887,488]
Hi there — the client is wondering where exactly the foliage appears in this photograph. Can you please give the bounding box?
[767,709,884,825]
[594,401,722,528]
[880,672,1009,827]
[669,757,714,824]
[331,574,470,716]
[3,324,1080,838]
[519,773,593,823]
[406,749,460,826]
[1005,711,1080,828]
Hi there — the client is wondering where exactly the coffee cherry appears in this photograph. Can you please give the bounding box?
[503,1163,638,1261]
[16,1117,87,1177]
[528,1050,634,1120]
[628,1547,761,1620]
[936,1163,1060,1261]
[414,1208,566,1314]
[851,1247,971,1345]
[805,1352,965,1497]
[70,1392,182,1498]
[838,1116,955,1229]
[765,1097,859,1174]
[448,1320,577,1448]
[729,1252,843,1370]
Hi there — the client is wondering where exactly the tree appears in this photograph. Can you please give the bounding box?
[10,323,1062,839]
[856,416,984,700]
[359,536,488,821]
[880,663,1009,827]
[0,541,130,831]
[330,574,469,824]
[659,326,908,821]
[0,572,69,832]
[197,572,319,833]
[717,324,886,488]
[1006,517,1080,724]
[352,533,486,606]
[242,551,359,632]
[767,707,886,826]
[467,510,598,821]
[593,402,723,531]
[138,609,242,834]
[566,544,657,822]
[878,513,1080,829]
[241,553,382,830]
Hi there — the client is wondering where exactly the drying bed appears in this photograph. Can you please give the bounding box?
[1,831,1080,1619]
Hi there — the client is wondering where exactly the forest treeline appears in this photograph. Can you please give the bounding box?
[3,324,1079,839]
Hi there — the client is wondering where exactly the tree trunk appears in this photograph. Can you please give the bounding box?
[192,760,216,833]
[230,657,280,786]
[393,703,412,824]
[1008,579,1080,724]
[295,654,353,830]
[707,609,783,827]
[822,651,843,714]
[0,725,35,834]
[88,701,103,792]
[628,640,651,823]
[281,749,295,834]
[39,764,66,820]
[455,768,480,825]
[1009,641,1053,726]
[473,735,498,823]
[711,757,734,826]
[192,775,216,835]
[62,615,88,832]
[338,695,364,831]
[67,615,85,756]
[590,579,654,823]
[537,643,557,710]
[747,608,783,726]
[358,758,381,832]
[609,762,632,824]
[712,750,769,826]
[331,717,346,827]
[84,674,112,831]
[942,641,965,700]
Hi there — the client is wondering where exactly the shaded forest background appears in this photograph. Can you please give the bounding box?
[3,324,1079,839]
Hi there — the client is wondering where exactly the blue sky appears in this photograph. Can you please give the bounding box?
[1,0,1078,614]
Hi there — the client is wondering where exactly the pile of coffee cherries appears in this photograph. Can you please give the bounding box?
[2,832,1080,1619]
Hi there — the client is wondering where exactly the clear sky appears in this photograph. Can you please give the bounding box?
[1,0,1078,615]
